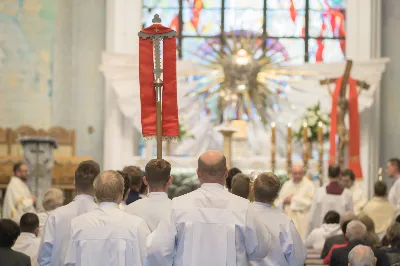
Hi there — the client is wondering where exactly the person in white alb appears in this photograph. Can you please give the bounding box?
[64,170,151,266]
[250,172,306,266]
[12,213,41,266]
[386,158,400,212]
[125,158,172,231]
[117,170,131,210]
[147,150,271,266]
[275,163,315,239]
[36,188,64,238]
[37,160,100,266]
[305,211,342,250]
[308,164,353,235]
[3,162,36,223]
[340,169,367,215]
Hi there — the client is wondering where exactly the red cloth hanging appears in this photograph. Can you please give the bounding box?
[138,23,179,139]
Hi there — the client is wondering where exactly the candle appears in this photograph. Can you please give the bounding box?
[287,123,292,170]
[302,123,308,162]
[271,122,276,171]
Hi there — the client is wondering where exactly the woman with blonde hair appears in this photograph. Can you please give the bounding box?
[37,188,64,237]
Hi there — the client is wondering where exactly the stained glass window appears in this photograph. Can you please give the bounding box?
[142,0,347,62]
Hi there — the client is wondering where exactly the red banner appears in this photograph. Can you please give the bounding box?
[138,24,179,139]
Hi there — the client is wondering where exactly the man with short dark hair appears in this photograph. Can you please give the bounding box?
[308,164,353,234]
[306,211,341,250]
[124,166,145,204]
[3,162,36,223]
[64,171,150,266]
[116,171,131,210]
[38,160,100,266]
[231,173,251,199]
[125,159,172,231]
[0,219,30,266]
[361,181,397,239]
[387,158,400,212]
[147,150,271,266]
[13,213,41,266]
[340,168,367,215]
[250,172,306,266]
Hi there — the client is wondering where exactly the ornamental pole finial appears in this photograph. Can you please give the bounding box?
[152,14,162,24]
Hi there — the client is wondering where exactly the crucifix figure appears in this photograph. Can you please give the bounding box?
[320,60,369,172]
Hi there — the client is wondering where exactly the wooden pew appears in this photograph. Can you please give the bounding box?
[306,250,326,266]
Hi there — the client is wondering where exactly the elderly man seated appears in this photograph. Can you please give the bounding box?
[329,220,388,266]
[348,245,376,266]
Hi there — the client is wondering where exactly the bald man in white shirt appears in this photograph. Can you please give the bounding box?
[125,158,172,231]
[147,150,271,266]
[251,172,306,266]
[64,170,150,266]
[38,160,100,266]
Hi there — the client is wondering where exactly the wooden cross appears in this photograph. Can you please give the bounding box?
[319,60,370,168]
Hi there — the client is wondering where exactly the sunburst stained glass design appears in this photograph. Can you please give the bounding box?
[141,0,347,62]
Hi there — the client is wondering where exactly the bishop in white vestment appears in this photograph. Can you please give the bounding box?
[3,163,35,223]
[147,151,271,266]
[125,158,172,231]
[251,172,306,266]
[64,171,150,266]
[308,165,353,235]
[38,160,100,266]
[275,164,315,239]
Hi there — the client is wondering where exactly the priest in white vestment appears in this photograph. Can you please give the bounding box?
[275,164,315,239]
[147,150,271,266]
[12,213,41,266]
[250,172,306,266]
[64,170,150,266]
[340,169,367,215]
[125,158,172,231]
[361,181,397,239]
[308,164,353,235]
[386,158,400,212]
[305,211,341,250]
[2,162,36,223]
[38,160,100,266]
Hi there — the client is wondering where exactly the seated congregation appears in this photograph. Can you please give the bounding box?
[0,152,400,266]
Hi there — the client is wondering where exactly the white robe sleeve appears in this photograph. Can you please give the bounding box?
[346,191,354,213]
[283,221,307,266]
[38,214,55,266]
[64,223,76,266]
[290,183,315,212]
[3,181,34,222]
[136,220,151,266]
[275,182,290,210]
[245,204,271,260]
[147,211,177,266]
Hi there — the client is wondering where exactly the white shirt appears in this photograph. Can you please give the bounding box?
[38,194,97,266]
[305,223,342,250]
[389,178,400,212]
[147,183,271,266]
[12,232,41,266]
[307,184,353,234]
[125,192,171,231]
[37,211,54,238]
[250,202,306,266]
[2,176,36,223]
[64,202,150,266]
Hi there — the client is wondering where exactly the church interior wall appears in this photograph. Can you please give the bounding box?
[381,0,400,185]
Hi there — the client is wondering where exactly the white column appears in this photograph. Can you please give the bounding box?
[103,0,142,169]
[346,0,382,197]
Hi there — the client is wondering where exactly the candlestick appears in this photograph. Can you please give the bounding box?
[302,123,308,167]
[271,122,276,172]
[287,123,292,172]
[317,122,323,185]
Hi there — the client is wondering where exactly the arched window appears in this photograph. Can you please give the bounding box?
[142,0,346,62]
